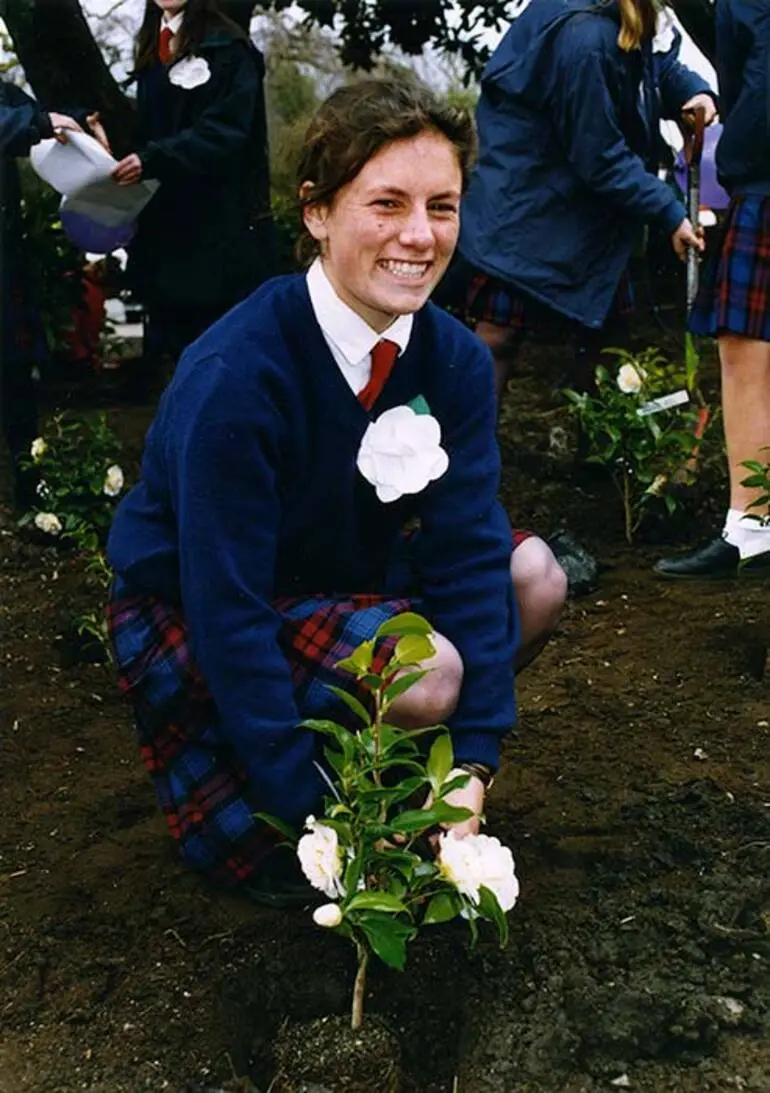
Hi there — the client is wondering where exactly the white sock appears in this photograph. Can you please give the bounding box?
[722,508,745,539]
[723,509,770,559]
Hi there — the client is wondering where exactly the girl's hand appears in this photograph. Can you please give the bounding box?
[113,153,143,186]
[86,111,111,154]
[671,217,704,261]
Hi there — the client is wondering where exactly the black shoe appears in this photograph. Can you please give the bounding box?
[739,550,770,578]
[654,536,740,580]
[240,850,321,910]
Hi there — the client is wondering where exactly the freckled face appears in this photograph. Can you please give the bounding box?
[302,130,462,333]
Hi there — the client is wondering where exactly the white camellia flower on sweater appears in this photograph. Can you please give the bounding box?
[297,816,345,899]
[169,55,211,90]
[30,437,47,462]
[438,832,519,913]
[103,464,124,497]
[357,405,449,503]
[617,363,644,395]
[34,512,62,536]
[312,902,344,928]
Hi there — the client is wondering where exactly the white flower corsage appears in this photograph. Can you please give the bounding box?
[357,404,449,503]
[168,55,211,89]
[652,10,676,54]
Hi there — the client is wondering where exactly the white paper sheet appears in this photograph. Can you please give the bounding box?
[30,130,159,227]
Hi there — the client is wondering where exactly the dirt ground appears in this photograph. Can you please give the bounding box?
[2,293,769,1093]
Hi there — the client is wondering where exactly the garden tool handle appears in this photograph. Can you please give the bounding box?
[682,105,706,169]
[683,105,706,314]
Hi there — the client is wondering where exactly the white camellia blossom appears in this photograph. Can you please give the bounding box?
[103,464,124,497]
[297,816,345,899]
[357,405,449,503]
[617,363,644,395]
[312,902,344,929]
[438,832,519,913]
[34,512,62,536]
[30,437,47,462]
[36,479,52,500]
[169,55,211,90]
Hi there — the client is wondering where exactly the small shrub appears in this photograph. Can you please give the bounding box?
[565,348,699,543]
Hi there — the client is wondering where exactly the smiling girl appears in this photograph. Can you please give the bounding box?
[105,80,564,905]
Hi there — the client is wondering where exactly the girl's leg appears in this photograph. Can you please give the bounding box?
[510,536,568,672]
[720,332,770,544]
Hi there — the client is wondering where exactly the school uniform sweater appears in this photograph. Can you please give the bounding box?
[714,0,770,195]
[108,274,518,825]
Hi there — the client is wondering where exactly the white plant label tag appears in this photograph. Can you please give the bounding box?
[637,389,689,417]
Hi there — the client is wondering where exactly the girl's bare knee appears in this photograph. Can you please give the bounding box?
[389,632,464,728]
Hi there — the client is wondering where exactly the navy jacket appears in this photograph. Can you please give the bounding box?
[458,0,713,328]
[715,0,770,195]
[108,275,518,825]
[128,28,274,313]
[0,83,54,358]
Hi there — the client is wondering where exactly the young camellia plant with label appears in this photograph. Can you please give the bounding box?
[564,347,699,544]
[260,612,519,1031]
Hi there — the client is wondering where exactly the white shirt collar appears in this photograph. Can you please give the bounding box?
[306,257,413,366]
[162,11,184,34]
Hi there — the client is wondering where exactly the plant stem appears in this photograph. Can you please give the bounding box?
[351,940,369,1030]
[623,469,633,545]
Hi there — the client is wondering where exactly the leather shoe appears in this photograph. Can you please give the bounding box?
[655,536,770,580]
[654,536,740,580]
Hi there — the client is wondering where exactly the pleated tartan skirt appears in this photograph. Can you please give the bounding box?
[690,194,770,342]
[106,580,415,886]
[106,530,532,886]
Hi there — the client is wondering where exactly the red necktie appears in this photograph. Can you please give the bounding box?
[358,339,399,410]
[158,26,174,64]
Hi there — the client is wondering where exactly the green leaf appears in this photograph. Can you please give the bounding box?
[346,891,408,914]
[426,733,454,790]
[390,803,472,834]
[324,686,371,725]
[423,890,464,925]
[437,773,471,797]
[302,717,359,744]
[393,633,435,667]
[335,639,375,677]
[252,812,298,844]
[383,670,428,705]
[477,885,509,948]
[375,612,433,639]
[357,913,414,971]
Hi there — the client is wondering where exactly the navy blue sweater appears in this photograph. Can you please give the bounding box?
[108,275,518,823]
[714,0,770,195]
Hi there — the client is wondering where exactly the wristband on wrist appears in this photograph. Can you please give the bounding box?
[457,761,495,791]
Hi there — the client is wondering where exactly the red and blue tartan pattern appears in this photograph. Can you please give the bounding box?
[690,195,770,342]
[463,268,634,331]
[106,529,531,887]
[106,578,413,886]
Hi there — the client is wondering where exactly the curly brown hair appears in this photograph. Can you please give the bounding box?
[296,78,476,264]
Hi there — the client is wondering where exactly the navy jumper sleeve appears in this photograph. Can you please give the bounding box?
[415,329,518,771]
[164,353,324,825]
[0,84,51,157]
[548,26,686,236]
[140,44,260,181]
[655,31,716,121]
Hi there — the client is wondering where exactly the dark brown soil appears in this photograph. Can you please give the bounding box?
[2,297,769,1093]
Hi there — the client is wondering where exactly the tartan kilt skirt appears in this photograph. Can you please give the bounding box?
[106,530,532,887]
[690,194,770,342]
[106,579,415,886]
[464,267,634,333]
